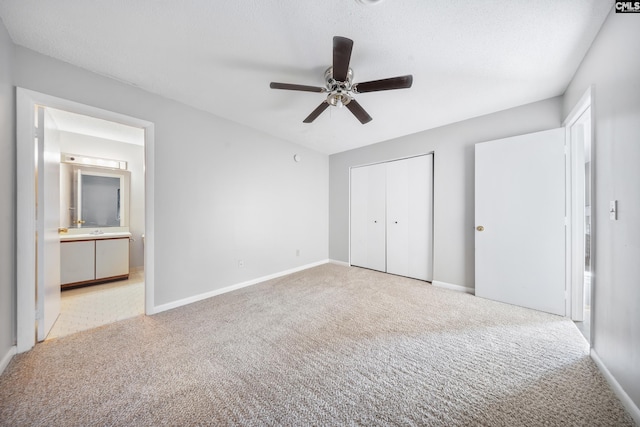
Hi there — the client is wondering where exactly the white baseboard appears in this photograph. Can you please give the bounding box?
[153,259,330,314]
[0,346,17,375]
[329,259,350,267]
[432,280,475,294]
[591,349,640,425]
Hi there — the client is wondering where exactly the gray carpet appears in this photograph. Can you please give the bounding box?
[0,264,634,426]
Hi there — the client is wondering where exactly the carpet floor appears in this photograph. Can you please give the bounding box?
[0,264,634,426]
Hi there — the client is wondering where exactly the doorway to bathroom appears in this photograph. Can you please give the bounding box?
[45,107,146,340]
[16,88,155,353]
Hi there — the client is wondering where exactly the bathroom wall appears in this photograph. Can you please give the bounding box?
[59,131,145,269]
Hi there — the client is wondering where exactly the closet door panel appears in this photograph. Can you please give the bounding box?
[407,155,433,281]
[387,155,433,281]
[350,163,386,272]
[386,160,410,276]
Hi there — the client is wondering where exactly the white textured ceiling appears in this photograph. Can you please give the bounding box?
[0,1,612,154]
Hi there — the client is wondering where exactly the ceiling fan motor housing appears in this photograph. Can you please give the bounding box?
[325,67,353,107]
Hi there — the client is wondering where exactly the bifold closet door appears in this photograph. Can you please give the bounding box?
[350,163,386,272]
[386,155,433,281]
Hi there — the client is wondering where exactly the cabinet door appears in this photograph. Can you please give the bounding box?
[61,240,95,284]
[350,163,386,272]
[95,238,130,279]
[386,155,433,281]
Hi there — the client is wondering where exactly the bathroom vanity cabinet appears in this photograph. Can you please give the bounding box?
[60,233,130,288]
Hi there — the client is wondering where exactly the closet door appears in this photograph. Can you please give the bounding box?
[386,155,433,281]
[350,163,386,272]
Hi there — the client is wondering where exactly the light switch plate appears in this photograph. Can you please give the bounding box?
[610,200,617,220]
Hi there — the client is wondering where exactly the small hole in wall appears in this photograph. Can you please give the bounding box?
[293,154,301,162]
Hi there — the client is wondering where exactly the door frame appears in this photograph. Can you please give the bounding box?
[16,88,156,353]
[563,86,594,338]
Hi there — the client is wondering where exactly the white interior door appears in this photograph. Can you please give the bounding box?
[350,163,386,272]
[36,107,61,341]
[475,128,566,316]
[387,155,433,281]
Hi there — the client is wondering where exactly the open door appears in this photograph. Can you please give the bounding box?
[36,106,61,341]
[475,128,566,316]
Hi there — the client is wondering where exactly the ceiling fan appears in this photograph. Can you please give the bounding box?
[270,36,413,124]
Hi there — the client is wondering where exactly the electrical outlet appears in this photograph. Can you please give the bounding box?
[238,259,244,268]
[296,249,300,257]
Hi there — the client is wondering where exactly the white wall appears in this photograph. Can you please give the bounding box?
[59,132,145,269]
[13,46,329,308]
[563,10,640,412]
[0,19,15,366]
[329,97,562,290]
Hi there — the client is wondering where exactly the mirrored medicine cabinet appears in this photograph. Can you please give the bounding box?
[60,160,130,229]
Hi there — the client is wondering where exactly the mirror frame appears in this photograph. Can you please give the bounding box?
[61,164,130,230]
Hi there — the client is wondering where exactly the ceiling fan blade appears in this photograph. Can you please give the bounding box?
[270,82,325,93]
[303,102,330,123]
[354,75,413,93]
[333,36,354,82]
[345,99,373,124]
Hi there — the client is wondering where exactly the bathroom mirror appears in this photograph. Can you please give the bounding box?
[60,164,130,229]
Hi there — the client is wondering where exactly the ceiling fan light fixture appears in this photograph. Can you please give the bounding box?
[327,92,351,108]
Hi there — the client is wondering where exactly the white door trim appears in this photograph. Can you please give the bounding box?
[563,87,594,333]
[16,88,156,353]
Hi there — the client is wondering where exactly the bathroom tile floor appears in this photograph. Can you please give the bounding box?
[46,269,145,341]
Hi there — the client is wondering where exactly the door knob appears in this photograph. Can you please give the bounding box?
[476,226,485,232]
